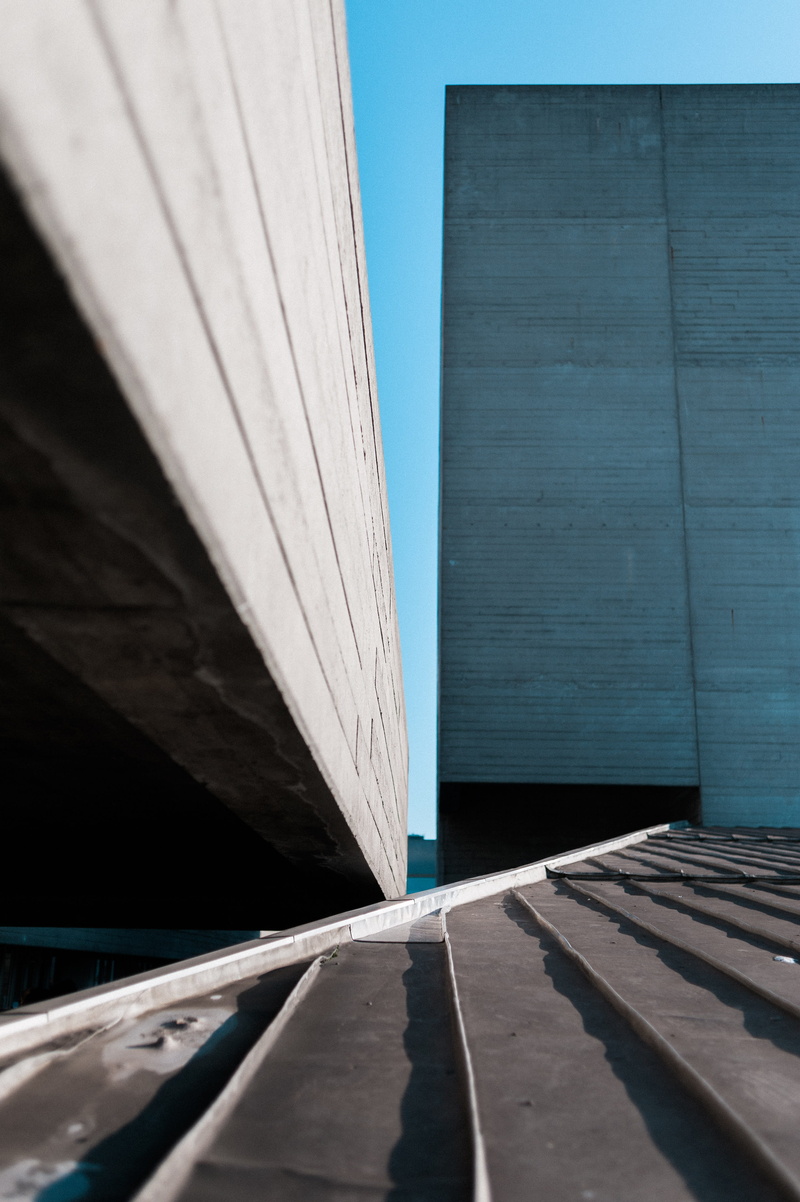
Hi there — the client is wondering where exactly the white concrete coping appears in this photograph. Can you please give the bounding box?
[0,821,685,1059]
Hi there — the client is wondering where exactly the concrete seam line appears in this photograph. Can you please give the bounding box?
[512,889,800,1202]
[130,955,324,1202]
[442,909,491,1202]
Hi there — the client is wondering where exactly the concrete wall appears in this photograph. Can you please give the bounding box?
[0,1,407,910]
[662,87,800,825]
[441,85,800,834]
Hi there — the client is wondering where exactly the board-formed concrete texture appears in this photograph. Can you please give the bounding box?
[441,85,800,838]
[0,1,406,918]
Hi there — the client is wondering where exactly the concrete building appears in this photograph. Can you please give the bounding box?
[0,0,407,948]
[440,85,800,880]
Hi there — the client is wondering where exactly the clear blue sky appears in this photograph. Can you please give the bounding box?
[345,0,800,838]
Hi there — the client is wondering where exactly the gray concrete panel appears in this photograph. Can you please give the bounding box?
[441,84,800,837]
[662,87,800,825]
[441,85,697,790]
[445,85,666,221]
[0,2,406,894]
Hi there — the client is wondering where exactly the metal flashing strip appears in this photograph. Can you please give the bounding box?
[442,910,491,1202]
[0,820,683,1059]
[354,911,444,943]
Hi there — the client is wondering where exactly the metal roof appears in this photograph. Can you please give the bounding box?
[2,824,800,1201]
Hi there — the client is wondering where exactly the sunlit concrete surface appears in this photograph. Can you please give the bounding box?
[0,1,407,924]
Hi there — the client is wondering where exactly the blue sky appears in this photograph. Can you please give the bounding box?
[345,0,800,838]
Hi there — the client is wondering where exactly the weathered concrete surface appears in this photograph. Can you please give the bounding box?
[0,1,406,908]
[441,85,800,836]
[662,87,800,827]
[441,86,697,788]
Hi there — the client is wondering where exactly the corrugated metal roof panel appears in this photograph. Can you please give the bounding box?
[2,826,800,1200]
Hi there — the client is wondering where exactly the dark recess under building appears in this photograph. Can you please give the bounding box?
[439,782,700,883]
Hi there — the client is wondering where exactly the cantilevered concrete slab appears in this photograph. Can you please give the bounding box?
[0,1,406,924]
